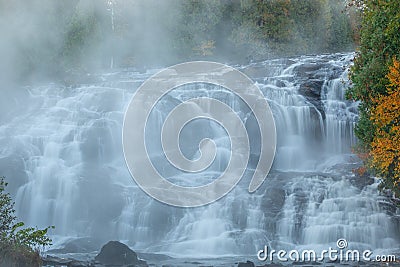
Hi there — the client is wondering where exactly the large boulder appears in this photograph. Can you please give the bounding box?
[298,79,325,119]
[95,241,147,267]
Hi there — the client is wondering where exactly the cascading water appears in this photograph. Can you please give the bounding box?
[0,53,398,258]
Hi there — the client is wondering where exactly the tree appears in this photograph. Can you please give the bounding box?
[346,0,400,148]
[0,177,53,267]
[175,0,225,58]
[346,0,400,196]
[370,59,400,195]
[0,178,16,243]
[61,0,109,71]
[229,0,354,59]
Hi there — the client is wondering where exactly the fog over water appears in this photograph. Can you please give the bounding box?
[0,0,397,260]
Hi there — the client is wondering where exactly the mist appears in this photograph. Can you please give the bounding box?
[1,1,399,265]
[0,0,356,85]
[0,0,358,191]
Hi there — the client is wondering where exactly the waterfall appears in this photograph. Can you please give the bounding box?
[108,0,115,69]
[0,53,398,257]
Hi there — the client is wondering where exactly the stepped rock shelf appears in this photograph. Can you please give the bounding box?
[0,53,398,263]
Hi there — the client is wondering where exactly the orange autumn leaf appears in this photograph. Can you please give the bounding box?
[370,58,400,188]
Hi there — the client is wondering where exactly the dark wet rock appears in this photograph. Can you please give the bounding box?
[314,188,326,208]
[299,80,324,97]
[48,237,102,254]
[309,107,325,140]
[292,61,342,120]
[298,79,325,119]
[275,80,286,87]
[259,187,285,236]
[378,198,398,215]
[231,199,249,229]
[327,258,340,264]
[329,66,345,80]
[43,255,72,265]
[241,65,270,79]
[241,59,294,79]
[261,188,286,213]
[95,241,148,267]
[392,197,400,207]
[294,63,324,76]
[282,59,297,66]
[42,255,90,267]
[238,260,255,267]
[348,174,375,191]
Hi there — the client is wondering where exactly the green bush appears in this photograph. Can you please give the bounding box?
[0,177,53,267]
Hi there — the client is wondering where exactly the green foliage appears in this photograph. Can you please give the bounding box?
[347,0,400,149]
[0,177,53,266]
[229,0,355,59]
[347,0,400,195]
[175,0,226,58]
[61,1,109,71]
[0,178,16,242]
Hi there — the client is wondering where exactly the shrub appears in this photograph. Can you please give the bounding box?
[0,177,53,267]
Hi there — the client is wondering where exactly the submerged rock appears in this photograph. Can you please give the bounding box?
[95,241,148,267]
[238,260,255,267]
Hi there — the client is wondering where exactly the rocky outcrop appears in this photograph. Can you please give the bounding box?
[294,63,327,119]
[242,56,346,122]
[42,255,87,267]
[294,60,343,120]
[95,241,148,267]
[43,241,148,267]
[260,187,286,236]
[47,237,102,254]
[298,79,325,119]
